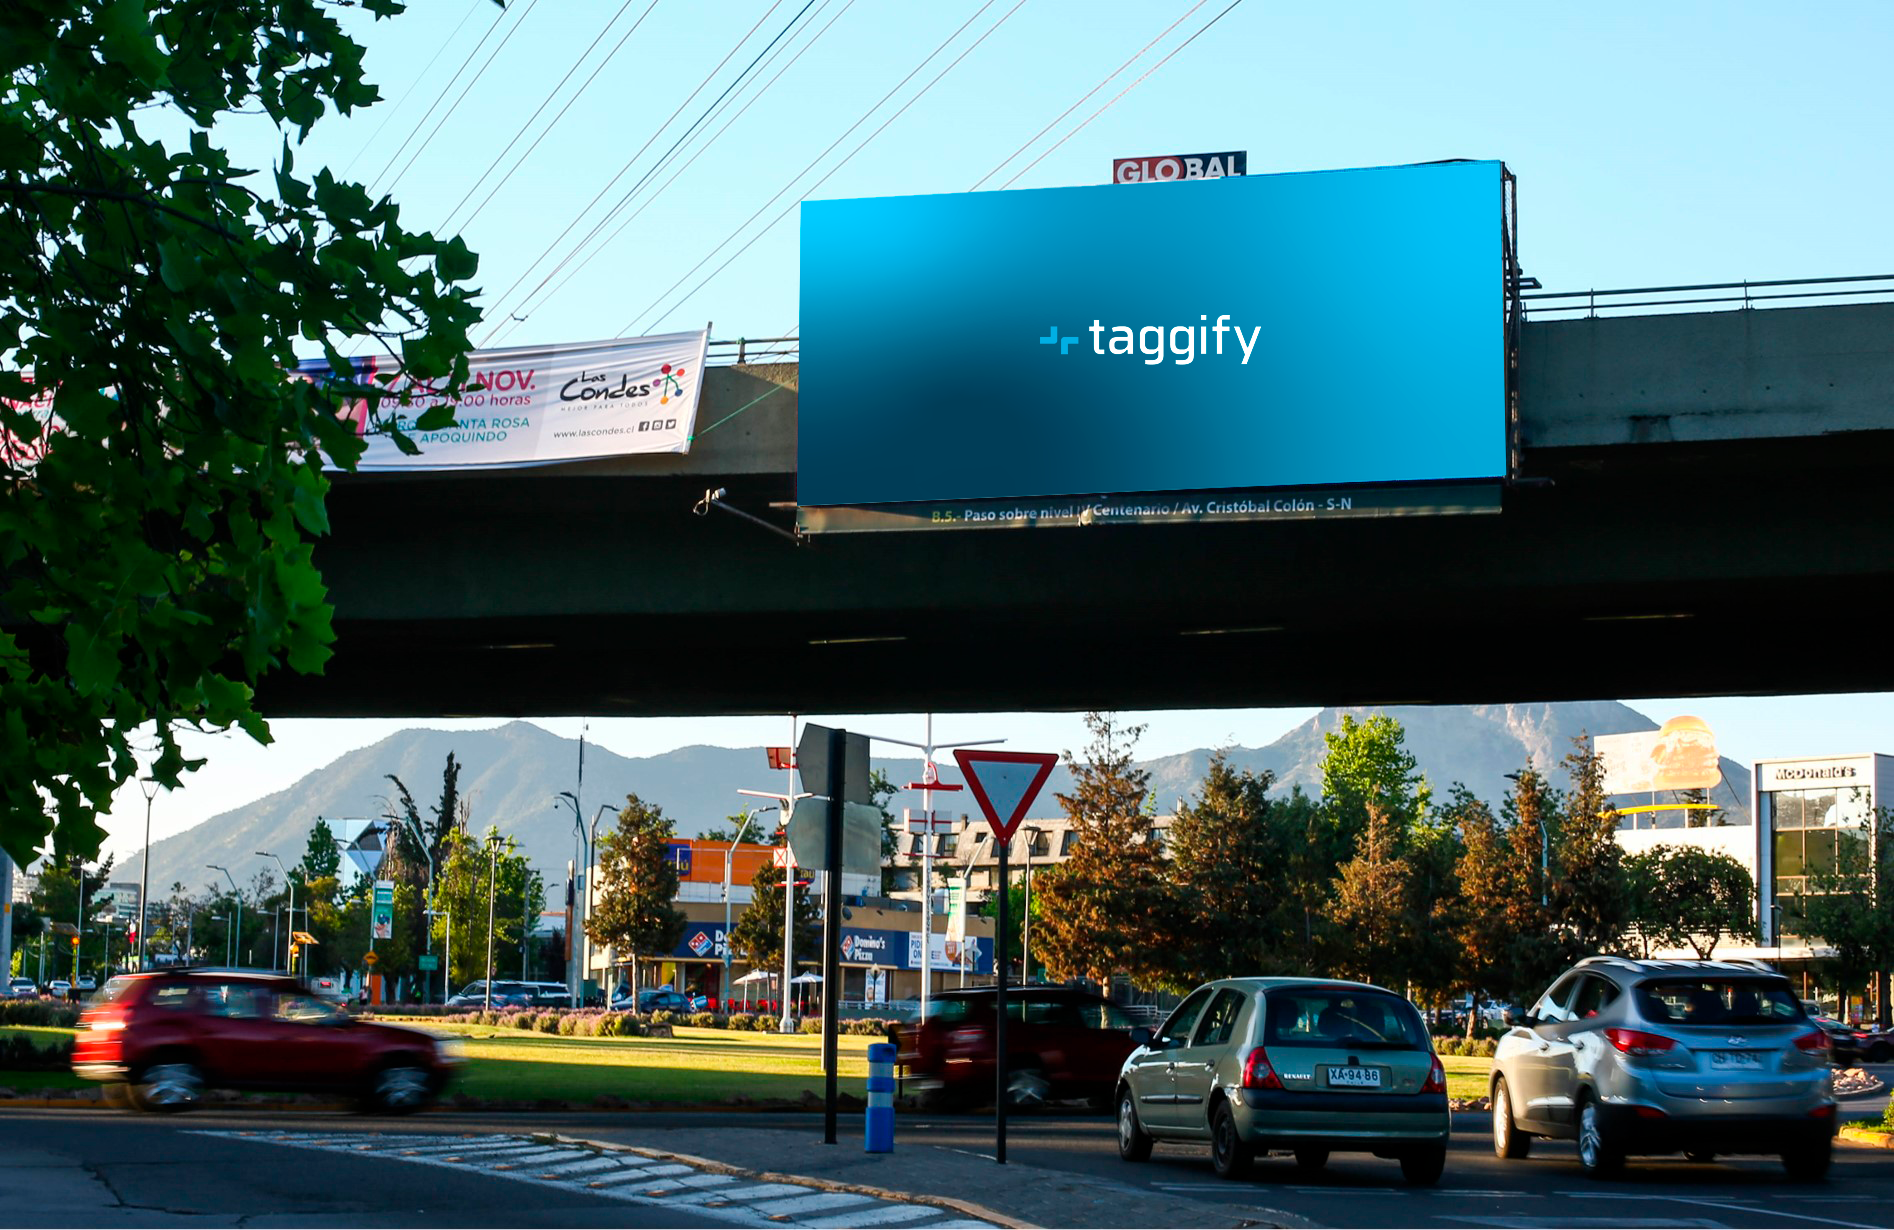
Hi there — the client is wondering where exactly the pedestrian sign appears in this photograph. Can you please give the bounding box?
[952,750,1058,842]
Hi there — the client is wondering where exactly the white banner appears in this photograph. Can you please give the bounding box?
[303,330,710,470]
[907,930,974,972]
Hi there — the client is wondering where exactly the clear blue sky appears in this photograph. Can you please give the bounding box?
[95,0,1894,860]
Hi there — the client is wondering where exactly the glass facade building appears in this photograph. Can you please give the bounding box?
[1754,755,1892,945]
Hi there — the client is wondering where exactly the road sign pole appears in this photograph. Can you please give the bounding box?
[822,726,845,1146]
[995,836,1009,1165]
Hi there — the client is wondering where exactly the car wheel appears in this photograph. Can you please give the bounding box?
[1782,1139,1832,1182]
[1872,1043,1892,1064]
[1400,1144,1446,1186]
[129,1061,203,1113]
[1576,1098,1624,1178]
[1684,1149,1715,1164]
[1293,1147,1329,1172]
[365,1062,434,1115]
[1116,1087,1153,1162]
[1492,1075,1531,1159]
[1209,1100,1253,1179]
[1004,1061,1050,1109]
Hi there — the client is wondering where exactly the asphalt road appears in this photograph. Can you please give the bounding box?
[7,1093,1893,1228]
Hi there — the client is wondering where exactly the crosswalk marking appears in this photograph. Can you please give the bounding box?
[189,1131,994,1227]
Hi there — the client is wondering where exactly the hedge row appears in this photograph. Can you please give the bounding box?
[1435,1036,1499,1058]
[409,1007,903,1038]
[0,1000,81,1028]
[0,1033,74,1070]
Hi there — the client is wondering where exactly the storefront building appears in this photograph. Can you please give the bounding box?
[1755,754,1894,949]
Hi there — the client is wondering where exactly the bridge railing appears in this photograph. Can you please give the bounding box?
[1522,273,1894,318]
[706,335,799,365]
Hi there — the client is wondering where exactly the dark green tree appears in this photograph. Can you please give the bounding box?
[297,817,341,889]
[585,794,686,991]
[1033,712,1171,989]
[1626,844,1757,959]
[0,0,486,868]
[1162,753,1301,990]
[1554,738,1631,954]
[1798,807,1894,1026]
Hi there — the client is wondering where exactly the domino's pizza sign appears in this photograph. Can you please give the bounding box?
[840,935,855,961]
[688,930,712,957]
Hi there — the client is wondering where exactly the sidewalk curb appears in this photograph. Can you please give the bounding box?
[544,1132,1032,1229]
[1838,1125,1894,1148]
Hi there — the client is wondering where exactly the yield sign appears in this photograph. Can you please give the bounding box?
[953,749,1058,843]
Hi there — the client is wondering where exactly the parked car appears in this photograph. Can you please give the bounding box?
[72,970,462,1113]
[627,988,689,1014]
[1116,977,1449,1185]
[47,979,72,999]
[445,981,534,1009]
[900,985,1141,1111]
[1855,1025,1893,1065]
[529,982,572,1008]
[76,976,97,994]
[1491,957,1835,1179]
[1810,1015,1864,1066]
[8,977,37,999]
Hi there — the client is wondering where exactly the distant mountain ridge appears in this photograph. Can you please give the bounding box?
[122,703,1752,899]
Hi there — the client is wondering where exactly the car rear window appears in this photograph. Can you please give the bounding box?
[94,977,138,1004]
[1264,989,1428,1051]
[1636,980,1803,1026]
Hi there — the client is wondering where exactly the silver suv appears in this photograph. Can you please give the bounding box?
[1492,957,1835,1179]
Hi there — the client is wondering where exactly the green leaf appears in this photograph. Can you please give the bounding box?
[413,404,457,431]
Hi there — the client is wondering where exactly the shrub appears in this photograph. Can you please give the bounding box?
[0,1033,74,1070]
[537,1013,560,1034]
[727,1013,757,1032]
[556,1013,581,1036]
[0,1000,81,1028]
[649,1010,677,1026]
[800,1018,823,1034]
[688,1012,725,1029]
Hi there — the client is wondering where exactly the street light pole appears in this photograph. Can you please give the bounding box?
[138,777,162,971]
[207,864,240,967]
[256,852,292,973]
[859,718,1004,1023]
[1021,826,1041,983]
[484,836,501,1013]
[737,784,813,1034]
[722,806,767,1007]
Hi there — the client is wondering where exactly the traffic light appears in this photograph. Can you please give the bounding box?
[69,935,79,949]
[127,924,137,946]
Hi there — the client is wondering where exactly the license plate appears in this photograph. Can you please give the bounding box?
[1326,1065,1382,1088]
[1708,1050,1762,1071]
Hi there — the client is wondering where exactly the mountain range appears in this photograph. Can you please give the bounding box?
[118,701,1752,902]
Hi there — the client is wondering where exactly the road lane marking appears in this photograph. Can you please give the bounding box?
[1558,1192,1874,1229]
[189,1131,999,1227]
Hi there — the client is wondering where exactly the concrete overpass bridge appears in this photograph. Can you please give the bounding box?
[272,280,1894,718]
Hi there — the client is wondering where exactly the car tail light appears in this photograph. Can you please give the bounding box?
[1794,1030,1830,1054]
[1604,1028,1677,1057]
[1241,1047,1283,1091]
[1420,1054,1445,1093]
[1809,1104,1836,1120]
[1634,1106,1669,1120]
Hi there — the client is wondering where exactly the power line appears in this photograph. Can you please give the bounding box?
[998,0,1247,191]
[438,0,661,236]
[484,0,849,347]
[968,0,1207,191]
[341,0,487,180]
[475,1,794,346]
[617,1,1023,338]
[379,0,549,200]
[364,2,518,196]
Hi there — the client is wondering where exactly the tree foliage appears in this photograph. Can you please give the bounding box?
[585,793,685,984]
[1626,844,1757,958]
[1331,803,1422,989]
[0,0,486,868]
[428,827,537,994]
[730,860,820,980]
[1032,713,1172,989]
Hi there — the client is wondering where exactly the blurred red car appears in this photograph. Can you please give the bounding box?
[73,970,462,1113]
[899,986,1141,1110]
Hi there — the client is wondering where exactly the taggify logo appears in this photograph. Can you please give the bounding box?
[1038,316,1264,366]
[656,361,689,405]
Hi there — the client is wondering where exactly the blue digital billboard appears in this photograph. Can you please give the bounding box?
[798,161,1508,530]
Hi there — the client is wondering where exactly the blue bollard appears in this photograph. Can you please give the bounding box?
[865,1042,895,1153]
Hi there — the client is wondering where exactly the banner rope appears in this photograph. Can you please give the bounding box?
[689,382,787,444]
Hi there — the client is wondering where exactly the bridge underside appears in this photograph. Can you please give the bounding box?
[261,303,1894,717]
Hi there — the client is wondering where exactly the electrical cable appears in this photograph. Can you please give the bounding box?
[442,0,666,239]
[379,0,548,201]
[475,1,794,346]
[968,0,1207,191]
[998,0,1246,190]
[437,0,653,235]
[363,1,519,195]
[484,0,848,347]
[616,0,1022,338]
[341,0,487,180]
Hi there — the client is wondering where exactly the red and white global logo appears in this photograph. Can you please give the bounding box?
[688,931,712,956]
[1112,150,1247,183]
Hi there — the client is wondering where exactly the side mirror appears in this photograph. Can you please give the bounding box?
[1129,1026,1154,1048]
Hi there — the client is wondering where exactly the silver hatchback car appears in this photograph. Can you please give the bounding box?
[1492,957,1836,1179]
[1116,977,1450,1185]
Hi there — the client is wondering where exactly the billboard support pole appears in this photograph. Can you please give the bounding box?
[822,727,845,1146]
[994,836,1009,1164]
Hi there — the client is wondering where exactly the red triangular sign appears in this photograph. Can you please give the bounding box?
[953,749,1058,843]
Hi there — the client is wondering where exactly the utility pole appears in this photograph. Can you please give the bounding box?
[138,778,161,971]
[739,718,813,1036]
[207,864,239,968]
[484,837,499,1012]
